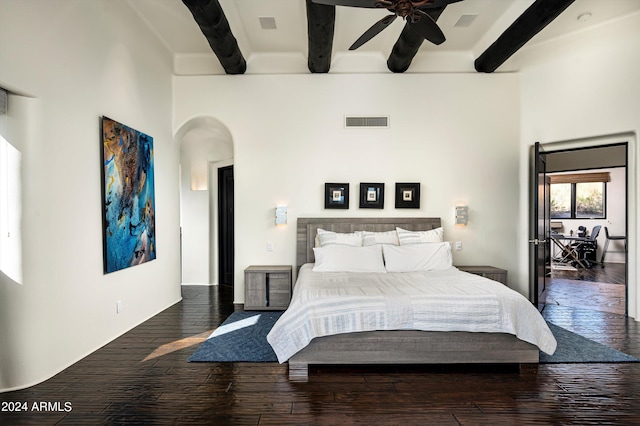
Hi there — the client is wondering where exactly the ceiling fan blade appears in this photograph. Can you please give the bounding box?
[349,14,398,50]
[408,12,445,45]
[312,0,377,8]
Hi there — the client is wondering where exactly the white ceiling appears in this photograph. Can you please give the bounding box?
[127,0,640,74]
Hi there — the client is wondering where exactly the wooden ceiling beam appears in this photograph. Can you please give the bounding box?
[475,0,575,73]
[306,0,336,73]
[387,7,445,73]
[182,0,246,75]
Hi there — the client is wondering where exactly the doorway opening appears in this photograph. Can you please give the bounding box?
[541,143,628,316]
[175,117,233,288]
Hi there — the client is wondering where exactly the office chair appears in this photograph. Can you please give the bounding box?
[569,225,600,269]
[600,226,626,266]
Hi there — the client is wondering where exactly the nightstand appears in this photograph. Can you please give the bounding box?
[244,265,293,310]
[456,265,508,285]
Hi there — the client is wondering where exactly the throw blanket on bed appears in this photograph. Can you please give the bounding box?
[266,265,557,363]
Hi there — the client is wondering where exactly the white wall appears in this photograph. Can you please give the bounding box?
[0,0,180,391]
[179,179,210,284]
[174,73,522,303]
[517,12,640,317]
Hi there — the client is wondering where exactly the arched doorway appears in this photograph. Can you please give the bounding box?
[175,117,233,287]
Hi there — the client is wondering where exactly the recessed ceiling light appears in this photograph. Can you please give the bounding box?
[259,17,277,30]
[577,12,592,22]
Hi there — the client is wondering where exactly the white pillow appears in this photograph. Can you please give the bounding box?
[383,243,452,272]
[362,230,399,246]
[396,227,444,245]
[312,245,386,273]
[316,228,363,247]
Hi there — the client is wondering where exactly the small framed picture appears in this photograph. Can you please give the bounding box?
[359,183,384,209]
[325,183,349,209]
[395,182,420,208]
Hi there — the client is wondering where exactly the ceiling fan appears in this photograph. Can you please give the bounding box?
[313,0,463,50]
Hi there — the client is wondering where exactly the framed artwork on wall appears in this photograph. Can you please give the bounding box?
[101,116,157,273]
[325,183,349,209]
[395,182,420,209]
[359,183,384,209]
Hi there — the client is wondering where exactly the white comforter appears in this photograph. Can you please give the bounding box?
[266,264,557,363]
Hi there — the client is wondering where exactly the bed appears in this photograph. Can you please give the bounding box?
[267,217,556,380]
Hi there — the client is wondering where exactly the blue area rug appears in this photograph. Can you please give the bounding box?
[188,312,638,364]
[189,311,281,362]
[541,322,638,364]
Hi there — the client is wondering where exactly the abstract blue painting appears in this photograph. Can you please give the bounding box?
[101,116,156,273]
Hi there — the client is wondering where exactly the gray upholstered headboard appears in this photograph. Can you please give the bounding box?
[296,217,442,271]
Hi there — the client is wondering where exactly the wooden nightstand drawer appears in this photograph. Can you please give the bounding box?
[244,265,292,310]
[267,273,290,288]
[456,265,508,285]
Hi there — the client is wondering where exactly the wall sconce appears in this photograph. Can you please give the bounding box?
[455,205,469,226]
[275,206,287,225]
[190,173,208,191]
[190,160,208,191]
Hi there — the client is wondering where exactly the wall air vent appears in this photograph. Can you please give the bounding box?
[344,116,389,128]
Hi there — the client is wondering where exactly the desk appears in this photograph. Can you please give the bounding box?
[551,234,590,268]
[554,234,590,243]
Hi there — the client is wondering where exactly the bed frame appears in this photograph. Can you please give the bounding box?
[288,217,539,380]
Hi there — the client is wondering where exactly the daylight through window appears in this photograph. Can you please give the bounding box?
[0,90,23,284]
[550,180,606,220]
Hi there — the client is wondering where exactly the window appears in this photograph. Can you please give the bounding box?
[0,88,23,284]
[1,128,24,284]
[550,183,571,218]
[575,182,605,218]
[549,173,607,219]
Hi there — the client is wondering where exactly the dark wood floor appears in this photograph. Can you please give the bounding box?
[3,278,640,425]
[546,262,627,315]
[551,261,626,285]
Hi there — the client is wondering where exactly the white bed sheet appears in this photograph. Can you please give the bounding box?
[266,264,557,363]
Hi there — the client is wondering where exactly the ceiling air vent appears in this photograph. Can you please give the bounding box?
[344,116,389,128]
[259,17,277,30]
[454,14,479,28]
[0,88,7,114]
